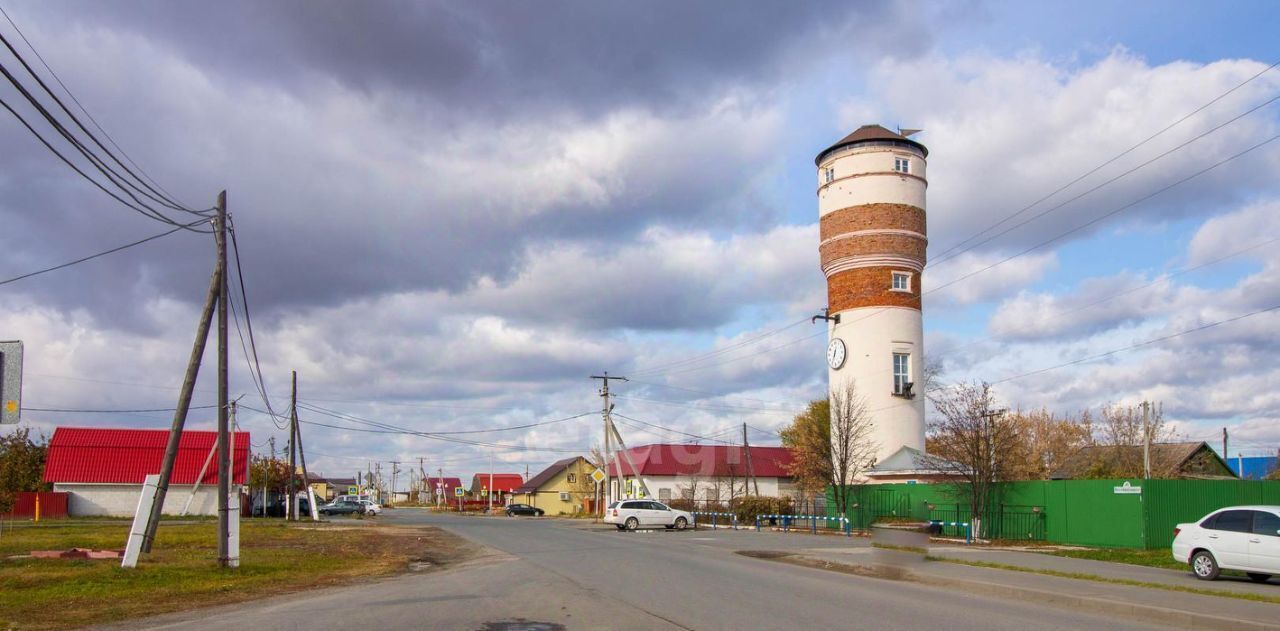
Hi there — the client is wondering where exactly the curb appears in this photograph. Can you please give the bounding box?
[774,554,1280,631]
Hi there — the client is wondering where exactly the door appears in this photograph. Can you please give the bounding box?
[638,501,663,526]
[649,501,673,526]
[1206,509,1254,569]
[1249,510,1280,574]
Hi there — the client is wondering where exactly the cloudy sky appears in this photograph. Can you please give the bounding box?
[2,1,1278,484]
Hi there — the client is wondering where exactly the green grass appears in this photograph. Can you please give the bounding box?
[928,556,1280,605]
[0,519,454,629]
[1035,546,1187,571]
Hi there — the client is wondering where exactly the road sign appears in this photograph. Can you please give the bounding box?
[347,486,358,494]
[454,486,465,497]
[590,468,605,484]
[0,341,22,424]
[1113,481,1142,494]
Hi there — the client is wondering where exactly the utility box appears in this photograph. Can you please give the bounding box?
[0,341,22,424]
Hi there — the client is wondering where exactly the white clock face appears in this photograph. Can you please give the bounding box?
[827,338,846,369]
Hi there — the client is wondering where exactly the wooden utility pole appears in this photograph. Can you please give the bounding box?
[215,190,231,568]
[742,423,759,496]
[143,262,220,553]
[591,373,627,508]
[288,371,298,520]
[296,384,313,520]
[1142,401,1151,479]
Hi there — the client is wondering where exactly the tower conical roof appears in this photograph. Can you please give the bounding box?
[815,124,928,165]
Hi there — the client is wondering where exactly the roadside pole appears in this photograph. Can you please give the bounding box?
[216,190,231,568]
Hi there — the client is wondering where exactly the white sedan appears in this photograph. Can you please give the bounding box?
[604,500,692,531]
[357,499,382,516]
[1172,505,1280,581]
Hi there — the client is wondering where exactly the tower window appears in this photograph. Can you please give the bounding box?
[891,271,912,292]
[823,167,835,183]
[893,353,912,396]
[893,157,910,173]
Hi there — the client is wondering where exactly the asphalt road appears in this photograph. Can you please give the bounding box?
[118,510,1166,631]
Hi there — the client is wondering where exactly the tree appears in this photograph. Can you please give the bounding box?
[828,385,879,519]
[1082,402,1179,478]
[921,382,1018,538]
[1003,408,1092,480]
[249,455,294,496]
[779,399,831,505]
[0,428,49,513]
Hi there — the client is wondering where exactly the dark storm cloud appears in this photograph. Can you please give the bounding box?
[34,0,922,120]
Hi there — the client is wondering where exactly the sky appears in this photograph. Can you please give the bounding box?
[1,1,1279,486]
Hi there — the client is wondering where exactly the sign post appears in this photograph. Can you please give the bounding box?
[0,341,22,425]
[454,485,465,511]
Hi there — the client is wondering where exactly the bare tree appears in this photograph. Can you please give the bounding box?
[1003,408,1092,480]
[921,382,1018,538]
[1082,402,1180,478]
[829,385,879,518]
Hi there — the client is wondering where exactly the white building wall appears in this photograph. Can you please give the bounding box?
[55,483,235,517]
[612,475,793,502]
[818,147,928,216]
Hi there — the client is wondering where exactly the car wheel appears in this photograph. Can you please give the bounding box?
[675,517,688,530]
[615,524,625,531]
[506,511,513,517]
[625,517,639,531]
[1247,573,1272,583]
[536,510,544,516]
[1191,550,1220,580]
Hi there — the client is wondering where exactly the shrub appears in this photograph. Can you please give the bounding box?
[731,496,794,523]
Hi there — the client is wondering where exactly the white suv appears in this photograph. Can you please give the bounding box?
[1172,505,1280,581]
[604,500,692,531]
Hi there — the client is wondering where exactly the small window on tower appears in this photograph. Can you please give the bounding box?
[894,157,910,173]
[893,353,912,396]
[891,271,912,292]
[823,167,835,183]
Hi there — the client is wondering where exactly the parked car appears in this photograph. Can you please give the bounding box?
[1172,505,1280,581]
[506,503,544,517]
[603,500,692,531]
[319,500,364,516]
[357,499,382,516]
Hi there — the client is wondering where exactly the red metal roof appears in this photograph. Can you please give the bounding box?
[43,427,250,485]
[606,444,793,478]
[470,473,523,493]
[425,477,463,493]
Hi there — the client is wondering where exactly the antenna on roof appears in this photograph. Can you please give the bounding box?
[898,127,923,138]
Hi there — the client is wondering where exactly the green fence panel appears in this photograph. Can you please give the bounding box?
[1143,479,1280,549]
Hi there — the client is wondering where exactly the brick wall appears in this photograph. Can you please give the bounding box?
[828,266,921,312]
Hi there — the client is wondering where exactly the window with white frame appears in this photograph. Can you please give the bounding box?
[823,167,835,183]
[894,157,910,173]
[659,488,671,502]
[893,352,911,395]
[891,271,911,292]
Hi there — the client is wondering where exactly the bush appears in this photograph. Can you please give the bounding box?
[730,496,794,523]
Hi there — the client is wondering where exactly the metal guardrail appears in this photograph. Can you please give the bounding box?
[929,520,972,544]
[755,513,851,537]
[691,511,738,530]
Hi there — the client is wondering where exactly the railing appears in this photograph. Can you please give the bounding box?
[691,511,738,530]
[755,513,851,537]
[927,503,1046,541]
[928,520,972,544]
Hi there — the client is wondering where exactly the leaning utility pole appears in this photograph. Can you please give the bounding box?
[295,388,314,521]
[215,191,232,568]
[142,259,221,553]
[743,423,759,496]
[591,373,627,507]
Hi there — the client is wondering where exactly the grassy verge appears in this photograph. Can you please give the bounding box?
[1032,546,1187,571]
[0,518,472,630]
[928,556,1280,605]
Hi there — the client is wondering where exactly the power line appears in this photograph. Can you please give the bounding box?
[928,59,1280,265]
[612,394,798,416]
[628,317,810,377]
[297,402,593,435]
[0,4,193,210]
[0,219,204,287]
[21,404,218,413]
[611,412,740,445]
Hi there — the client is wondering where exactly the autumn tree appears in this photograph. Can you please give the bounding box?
[921,382,1019,538]
[249,455,295,497]
[1003,408,1092,480]
[1082,402,1180,478]
[0,428,48,513]
[780,398,830,511]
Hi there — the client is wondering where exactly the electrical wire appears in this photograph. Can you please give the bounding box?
[0,219,205,287]
[611,413,740,445]
[21,404,218,413]
[297,402,595,437]
[628,317,810,377]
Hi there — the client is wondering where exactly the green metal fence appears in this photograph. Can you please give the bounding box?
[830,478,1280,548]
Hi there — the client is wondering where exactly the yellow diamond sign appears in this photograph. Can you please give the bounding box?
[590,468,605,484]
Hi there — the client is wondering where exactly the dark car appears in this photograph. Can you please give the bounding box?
[319,500,364,516]
[506,503,544,517]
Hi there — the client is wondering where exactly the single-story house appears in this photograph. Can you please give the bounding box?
[1050,441,1237,480]
[43,427,250,517]
[515,456,595,515]
[424,476,463,504]
[469,473,523,503]
[606,443,795,504]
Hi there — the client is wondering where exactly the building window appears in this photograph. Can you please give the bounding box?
[567,473,577,484]
[823,167,835,183]
[682,487,694,500]
[891,271,911,292]
[894,157,910,173]
[659,488,671,502]
[893,352,912,396]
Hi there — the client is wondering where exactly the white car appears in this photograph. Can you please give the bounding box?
[1172,505,1280,581]
[357,499,382,516]
[604,500,692,531]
